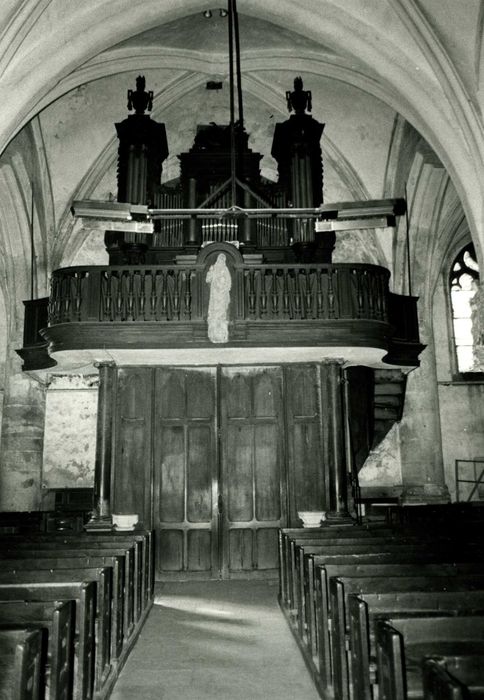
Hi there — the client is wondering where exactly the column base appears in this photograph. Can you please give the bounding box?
[324,510,354,526]
[84,516,113,532]
[400,482,450,505]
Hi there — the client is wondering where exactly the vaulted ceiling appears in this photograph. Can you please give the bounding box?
[0,1,482,290]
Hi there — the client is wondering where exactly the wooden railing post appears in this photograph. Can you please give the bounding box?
[85,361,117,531]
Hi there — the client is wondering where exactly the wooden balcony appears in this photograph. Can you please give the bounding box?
[19,244,424,370]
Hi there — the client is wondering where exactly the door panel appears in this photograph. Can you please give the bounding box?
[154,367,218,578]
[113,368,152,528]
[285,364,327,525]
[220,367,285,577]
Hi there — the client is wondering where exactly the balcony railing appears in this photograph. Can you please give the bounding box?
[47,263,390,326]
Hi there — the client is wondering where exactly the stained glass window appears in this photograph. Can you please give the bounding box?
[449,243,480,373]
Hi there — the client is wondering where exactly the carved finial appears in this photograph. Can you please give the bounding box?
[127,75,153,115]
[286,76,312,115]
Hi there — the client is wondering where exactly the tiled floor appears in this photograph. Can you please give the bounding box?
[111,580,320,699]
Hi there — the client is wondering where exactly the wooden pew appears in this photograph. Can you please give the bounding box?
[422,654,484,699]
[375,616,484,700]
[0,568,112,695]
[315,564,484,693]
[0,581,95,700]
[298,542,481,652]
[0,531,153,614]
[0,600,74,700]
[279,525,393,602]
[287,534,398,613]
[0,554,126,662]
[0,627,43,700]
[347,589,484,700]
[0,537,142,623]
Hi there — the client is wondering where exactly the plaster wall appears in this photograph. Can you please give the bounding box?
[438,382,484,501]
[42,375,98,489]
[358,422,402,487]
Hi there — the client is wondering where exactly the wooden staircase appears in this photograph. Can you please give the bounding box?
[372,368,407,449]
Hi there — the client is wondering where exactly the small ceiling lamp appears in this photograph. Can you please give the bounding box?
[202,9,213,18]
[219,8,228,17]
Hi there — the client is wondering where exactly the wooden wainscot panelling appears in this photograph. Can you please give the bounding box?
[113,368,152,528]
[284,364,326,525]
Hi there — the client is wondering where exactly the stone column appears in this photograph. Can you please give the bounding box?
[85,361,117,530]
[321,361,351,521]
[399,326,450,504]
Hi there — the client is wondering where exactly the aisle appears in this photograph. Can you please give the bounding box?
[111,580,320,700]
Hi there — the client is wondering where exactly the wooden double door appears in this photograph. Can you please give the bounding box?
[113,364,328,580]
[155,366,285,579]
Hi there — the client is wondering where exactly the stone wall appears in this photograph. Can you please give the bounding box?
[42,374,98,490]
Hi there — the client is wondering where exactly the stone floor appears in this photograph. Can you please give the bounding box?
[111,579,320,699]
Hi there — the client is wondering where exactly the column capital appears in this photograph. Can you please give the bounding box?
[94,360,117,370]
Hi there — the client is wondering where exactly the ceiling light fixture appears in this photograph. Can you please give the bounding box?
[202,9,213,18]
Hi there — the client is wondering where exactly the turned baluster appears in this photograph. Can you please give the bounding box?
[328,268,335,318]
[150,271,158,319]
[139,271,146,319]
[248,269,256,317]
[293,270,302,318]
[380,272,388,321]
[73,272,83,321]
[304,269,313,318]
[271,269,279,316]
[115,272,124,320]
[355,268,364,317]
[282,269,290,317]
[367,271,375,318]
[160,271,168,318]
[127,270,135,320]
[260,269,267,316]
[48,276,57,323]
[316,269,323,318]
[62,274,71,322]
[103,271,113,321]
[184,271,192,319]
[173,270,180,319]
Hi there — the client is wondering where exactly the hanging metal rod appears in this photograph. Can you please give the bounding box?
[72,197,406,222]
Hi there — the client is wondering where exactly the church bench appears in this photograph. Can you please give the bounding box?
[0,554,126,662]
[422,654,484,699]
[375,615,484,700]
[304,542,484,646]
[0,582,95,700]
[296,542,475,648]
[314,564,484,691]
[0,532,152,613]
[0,600,74,700]
[295,538,434,628]
[0,538,144,620]
[0,545,137,638]
[346,589,484,700]
[0,568,112,694]
[284,534,398,611]
[0,627,43,700]
[279,526,393,607]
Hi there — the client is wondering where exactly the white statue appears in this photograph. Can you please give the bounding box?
[206,253,232,343]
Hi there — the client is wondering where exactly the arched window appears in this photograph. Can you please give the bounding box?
[449,243,480,374]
